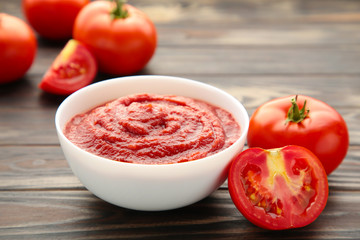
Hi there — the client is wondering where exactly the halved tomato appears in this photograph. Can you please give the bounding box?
[228,146,328,230]
[39,39,97,95]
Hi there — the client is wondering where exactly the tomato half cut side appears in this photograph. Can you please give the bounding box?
[39,39,97,95]
[228,146,328,230]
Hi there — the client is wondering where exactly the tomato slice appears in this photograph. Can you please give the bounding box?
[228,146,328,230]
[39,39,97,95]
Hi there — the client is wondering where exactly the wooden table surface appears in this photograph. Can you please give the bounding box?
[1,0,360,239]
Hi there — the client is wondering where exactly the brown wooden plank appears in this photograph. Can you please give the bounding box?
[157,24,360,47]
[1,146,359,191]
[0,146,81,190]
[135,0,360,25]
[3,0,360,24]
[23,45,360,81]
[0,189,359,239]
[146,46,360,75]
[0,108,58,145]
[1,74,359,109]
[4,0,360,48]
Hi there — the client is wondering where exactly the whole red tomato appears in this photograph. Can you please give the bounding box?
[247,95,349,175]
[228,146,329,230]
[22,0,89,40]
[73,0,157,75]
[0,13,37,84]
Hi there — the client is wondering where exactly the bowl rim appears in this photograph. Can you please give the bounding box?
[55,75,249,168]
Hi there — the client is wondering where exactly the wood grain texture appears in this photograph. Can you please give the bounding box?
[0,146,359,191]
[0,0,359,239]
[0,190,359,239]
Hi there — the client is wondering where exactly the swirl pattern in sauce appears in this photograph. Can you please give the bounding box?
[64,93,240,164]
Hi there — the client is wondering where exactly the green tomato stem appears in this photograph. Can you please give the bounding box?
[285,95,309,124]
[111,0,129,19]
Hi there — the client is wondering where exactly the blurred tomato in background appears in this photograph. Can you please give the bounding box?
[22,0,89,40]
[0,13,37,84]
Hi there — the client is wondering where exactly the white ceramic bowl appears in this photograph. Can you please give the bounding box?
[55,75,249,211]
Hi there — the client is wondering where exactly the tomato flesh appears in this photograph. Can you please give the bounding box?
[39,39,97,95]
[228,146,328,230]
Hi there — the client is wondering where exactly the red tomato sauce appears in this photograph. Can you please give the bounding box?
[64,93,241,164]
